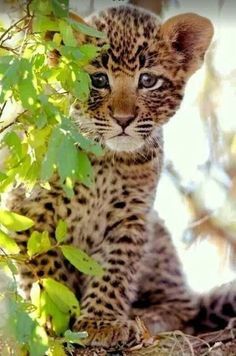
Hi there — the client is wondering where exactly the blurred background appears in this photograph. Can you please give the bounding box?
[1,0,236,294]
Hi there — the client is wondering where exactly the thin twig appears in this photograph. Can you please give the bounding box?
[0,102,7,117]
[0,110,27,134]
[26,0,33,17]
[0,44,19,55]
[0,15,28,44]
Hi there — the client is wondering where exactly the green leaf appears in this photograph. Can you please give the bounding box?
[35,112,48,129]
[40,290,70,335]
[31,282,67,336]
[41,118,101,191]
[41,126,63,181]
[64,330,88,344]
[59,46,83,60]
[0,229,19,254]
[65,121,103,156]
[33,14,59,33]
[0,55,15,77]
[52,0,69,18]
[25,161,40,190]
[60,245,104,277]
[59,20,77,47]
[0,209,34,231]
[0,175,14,193]
[63,177,74,198]
[4,132,22,161]
[31,0,53,15]
[30,281,41,316]
[17,59,38,110]
[30,325,49,356]
[57,135,78,182]
[0,57,20,101]
[55,219,67,243]
[42,278,80,315]
[72,71,91,102]
[33,54,46,69]
[48,340,66,356]
[76,150,93,186]
[69,19,106,39]
[18,78,38,110]
[6,297,48,356]
[27,231,51,257]
[80,44,100,61]
[0,172,8,181]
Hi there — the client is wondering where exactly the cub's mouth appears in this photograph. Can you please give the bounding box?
[117,133,129,137]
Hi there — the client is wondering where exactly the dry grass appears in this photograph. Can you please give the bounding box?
[74,326,236,356]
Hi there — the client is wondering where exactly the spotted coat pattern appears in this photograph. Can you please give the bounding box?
[6,5,236,349]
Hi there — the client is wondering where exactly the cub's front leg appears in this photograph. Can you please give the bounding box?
[73,217,149,348]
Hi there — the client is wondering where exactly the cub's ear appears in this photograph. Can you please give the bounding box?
[160,13,214,74]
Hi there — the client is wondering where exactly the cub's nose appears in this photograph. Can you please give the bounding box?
[112,114,136,129]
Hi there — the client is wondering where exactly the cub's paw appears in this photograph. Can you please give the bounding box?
[73,317,151,349]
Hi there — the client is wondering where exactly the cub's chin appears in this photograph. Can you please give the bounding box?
[105,135,144,153]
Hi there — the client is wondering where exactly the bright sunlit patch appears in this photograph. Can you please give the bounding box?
[28,97,34,106]
[198,178,227,211]
[155,174,189,245]
[181,238,236,293]
[217,81,236,132]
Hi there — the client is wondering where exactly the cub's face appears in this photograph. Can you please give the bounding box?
[71,6,213,153]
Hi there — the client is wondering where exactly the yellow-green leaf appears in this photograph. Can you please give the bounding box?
[41,278,80,315]
[27,231,51,257]
[40,290,70,335]
[48,340,66,356]
[55,219,67,243]
[0,229,19,254]
[59,19,77,47]
[0,209,34,231]
[30,281,41,318]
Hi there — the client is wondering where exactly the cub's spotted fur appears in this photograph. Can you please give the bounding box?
[6,5,236,349]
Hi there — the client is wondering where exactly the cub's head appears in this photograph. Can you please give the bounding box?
[70,6,213,153]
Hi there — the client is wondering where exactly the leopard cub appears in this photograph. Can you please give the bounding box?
[6,4,225,349]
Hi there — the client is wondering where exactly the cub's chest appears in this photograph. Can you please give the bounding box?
[61,161,155,249]
[62,163,126,246]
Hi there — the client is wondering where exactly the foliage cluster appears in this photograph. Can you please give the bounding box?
[0,0,105,354]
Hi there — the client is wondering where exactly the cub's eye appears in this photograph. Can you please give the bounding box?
[90,72,109,89]
[138,73,163,89]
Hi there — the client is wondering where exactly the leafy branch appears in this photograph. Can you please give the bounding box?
[0,0,107,354]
